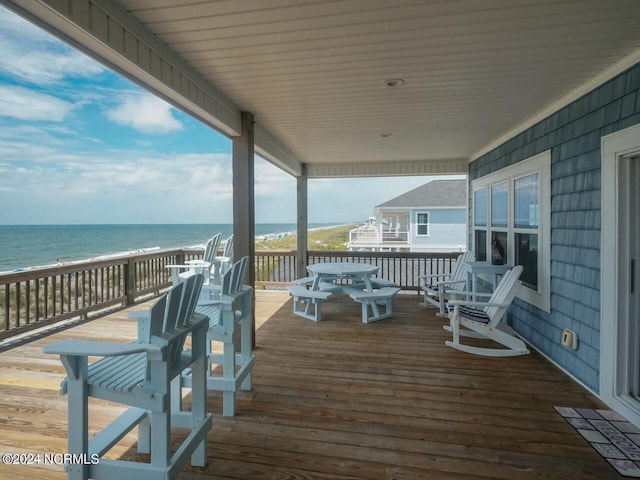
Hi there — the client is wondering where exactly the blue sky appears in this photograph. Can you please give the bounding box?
[0,6,460,225]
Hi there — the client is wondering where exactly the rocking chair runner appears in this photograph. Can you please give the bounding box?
[444,265,529,357]
[421,250,475,316]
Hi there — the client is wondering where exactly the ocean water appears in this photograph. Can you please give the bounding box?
[0,223,334,272]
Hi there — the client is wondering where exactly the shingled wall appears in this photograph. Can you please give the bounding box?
[469,63,640,392]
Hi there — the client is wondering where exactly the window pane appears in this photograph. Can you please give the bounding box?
[516,233,538,289]
[475,230,487,261]
[515,173,539,228]
[474,189,487,226]
[491,183,508,227]
[491,231,508,265]
[417,213,428,235]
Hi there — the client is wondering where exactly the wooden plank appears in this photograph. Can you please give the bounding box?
[0,290,627,480]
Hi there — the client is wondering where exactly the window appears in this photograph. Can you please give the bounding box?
[471,150,550,312]
[473,189,487,261]
[417,212,429,236]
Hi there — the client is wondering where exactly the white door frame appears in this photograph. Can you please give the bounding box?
[601,123,640,426]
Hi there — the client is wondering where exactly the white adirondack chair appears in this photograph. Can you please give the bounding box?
[444,265,529,357]
[421,250,475,316]
[187,256,255,416]
[212,234,233,283]
[166,233,222,285]
[43,272,211,480]
[186,232,223,282]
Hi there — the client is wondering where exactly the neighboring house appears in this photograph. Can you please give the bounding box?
[348,179,467,252]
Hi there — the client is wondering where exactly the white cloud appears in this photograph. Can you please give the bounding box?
[0,85,74,121]
[0,8,104,84]
[106,94,183,134]
[254,160,295,196]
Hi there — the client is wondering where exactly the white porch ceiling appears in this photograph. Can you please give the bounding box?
[4,0,640,177]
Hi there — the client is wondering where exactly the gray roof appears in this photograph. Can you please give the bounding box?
[376,179,467,209]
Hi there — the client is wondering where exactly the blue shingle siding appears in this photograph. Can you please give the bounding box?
[469,62,640,393]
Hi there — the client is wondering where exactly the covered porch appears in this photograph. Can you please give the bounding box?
[0,289,624,479]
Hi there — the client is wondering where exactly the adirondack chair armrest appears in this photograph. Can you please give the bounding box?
[197,298,223,307]
[447,299,510,308]
[127,310,149,320]
[446,290,494,299]
[420,273,452,281]
[44,339,161,357]
[184,260,212,267]
[434,279,466,287]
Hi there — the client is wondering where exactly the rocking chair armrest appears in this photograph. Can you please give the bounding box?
[44,339,161,357]
[447,299,510,308]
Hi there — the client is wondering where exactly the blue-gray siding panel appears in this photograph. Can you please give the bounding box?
[469,62,640,393]
[411,209,466,249]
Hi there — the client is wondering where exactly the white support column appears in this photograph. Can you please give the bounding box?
[296,165,308,279]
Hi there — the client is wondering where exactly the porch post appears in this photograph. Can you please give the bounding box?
[296,165,308,279]
[232,111,255,287]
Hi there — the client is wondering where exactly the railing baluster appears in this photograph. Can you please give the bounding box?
[25,280,31,325]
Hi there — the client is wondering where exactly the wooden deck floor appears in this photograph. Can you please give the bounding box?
[0,289,626,479]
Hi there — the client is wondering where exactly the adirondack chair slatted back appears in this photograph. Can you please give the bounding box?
[222,256,248,295]
[145,272,204,380]
[172,273,203,363]
[483,265,523,323]
[163,281,184,332]
[223,234,234,260]
[147,292,168,341]
[203,233,223,264]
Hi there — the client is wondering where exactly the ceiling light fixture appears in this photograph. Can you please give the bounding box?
[384,78,405,87]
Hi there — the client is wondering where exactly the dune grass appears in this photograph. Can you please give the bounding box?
[255,224,357,251]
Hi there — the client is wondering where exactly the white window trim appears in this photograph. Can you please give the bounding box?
[471,150,551,312]
[416,211,430,237]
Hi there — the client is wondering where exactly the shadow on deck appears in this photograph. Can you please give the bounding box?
[0,290,624,479]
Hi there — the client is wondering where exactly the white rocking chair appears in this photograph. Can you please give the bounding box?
[421,250,474,316]
[444,265,529,357]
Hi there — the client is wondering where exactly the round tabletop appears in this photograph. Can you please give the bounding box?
[307,262,378,276]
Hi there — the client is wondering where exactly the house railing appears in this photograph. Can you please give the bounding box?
[348,224,410,245]
[348,224,380,244]
[0,249,458,341]
[380,225,409,243]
